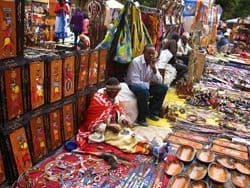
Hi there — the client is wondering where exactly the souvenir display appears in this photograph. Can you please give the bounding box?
[231,171,250,188]
[235,161,250,175]
[49,59,62,103]
[216,156,235,170]
[213,139,248,152]
[0,151,6,185]
[176,145,196,163]
[175,131,209,144]
[191,180,209,188]
[78,52,89,90]
[165,160,184,176]
[88,50,99,85]
[211,144,249,161]
[9,127,32,175]
[167,134,203,150]
[63,56,75,97]
[98,48,107,83]
[186,163,207,180]
[4,67,24,120]
[77,95,86,126]
[196,149,215,164]
[30,116,47,162]
[62,103,74,141]
[29,61,45,110]
[167,174,190,188]
[208,163,229,184]
[0,0,16,60]
[49,110,62,151]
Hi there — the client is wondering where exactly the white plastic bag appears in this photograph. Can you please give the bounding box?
[157,49,173,69]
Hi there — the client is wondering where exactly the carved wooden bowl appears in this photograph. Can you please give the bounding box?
[235,161,250,175]
[186,163,207,180]
[216,156,235,170]
[167,174,191,188]
[176,145,196,163]
[165,160,184,176]
[231,171,250,188]
[208,163,230,183]
[196,149,215,164]
[191,180,209,188]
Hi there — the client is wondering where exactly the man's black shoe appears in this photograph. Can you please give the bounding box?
[148,114,160,121]
[137,121,149,126]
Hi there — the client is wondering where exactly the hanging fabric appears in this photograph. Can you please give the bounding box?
[131,5,152,58]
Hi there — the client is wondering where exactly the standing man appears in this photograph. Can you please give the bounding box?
[126,44,168,126]
[70,8,83,47]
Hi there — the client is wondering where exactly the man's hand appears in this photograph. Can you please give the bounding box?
[150,59,158,74]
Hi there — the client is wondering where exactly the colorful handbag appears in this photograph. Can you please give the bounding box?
[0,151,6,185]
[29,61,45,110]
[49,59,62,103]
[62,103,74,140]
[4,67,24,120]
[30,116,47,162]
[88,50,99,85]
[49,110,62,150]
[98,49,107,83]
[63,56,75,97]
[78,52,89,90]
[0,0,17,60]
[9,127,32,175]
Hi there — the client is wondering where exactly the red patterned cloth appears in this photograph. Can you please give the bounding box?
[77,92,126,149]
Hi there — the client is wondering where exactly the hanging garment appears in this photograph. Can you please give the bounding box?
[142,13,159,46]
[131,5,152,58]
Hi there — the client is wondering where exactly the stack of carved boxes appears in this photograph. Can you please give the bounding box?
[0,36,108,187]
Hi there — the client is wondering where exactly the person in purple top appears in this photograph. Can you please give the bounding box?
[70,8,84,47]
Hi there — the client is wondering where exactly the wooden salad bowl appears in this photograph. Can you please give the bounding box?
[167,174,191,188]
[191,180,209,188]
[186,163,207,180]
[208,163,230,183]
[176,145,196,163]
[165,159,184,176]
[235,161,250,175]
[196,149,215,164]
[216,155,235,170]
[231,171,250,188]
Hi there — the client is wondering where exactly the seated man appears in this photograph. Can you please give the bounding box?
[77,77,169,156]
[162,33,188,82]
[177,32,192,65]
[126,44,168,126]
[217,32,230,53]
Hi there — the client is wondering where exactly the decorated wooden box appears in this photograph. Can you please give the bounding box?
[78,51,89,91]
[2,66,24,121]
[48,109,62,151]
[28,60,45,110]
[88,50,99,85]
[63,54,75,97]
[98,48,108,83]
[0,0,17,60]
[9,127,33,176]
[0,149,6,186]
[77,94,87,128]
[62,102,75,140]
[29,115,48,163]
[48,56,63,103]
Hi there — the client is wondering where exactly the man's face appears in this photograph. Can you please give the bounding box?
[182,36,188,45]
[144,47,156,64]
[105,87,121,99]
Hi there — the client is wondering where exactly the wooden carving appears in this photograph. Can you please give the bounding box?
[77,95,86,126]
[29,61,45,109]
[0,151,6,184]
[0,0,16,60]
[98,49,107,83]
[89,50,99,85]
[9,127,32,175]
[4,67,24,120]
[49,59,62,103]
[62,103,74,140]
[63,56,75,97]
[30,116,47,162]
[78,53,89,90]
[49,110,62,150]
